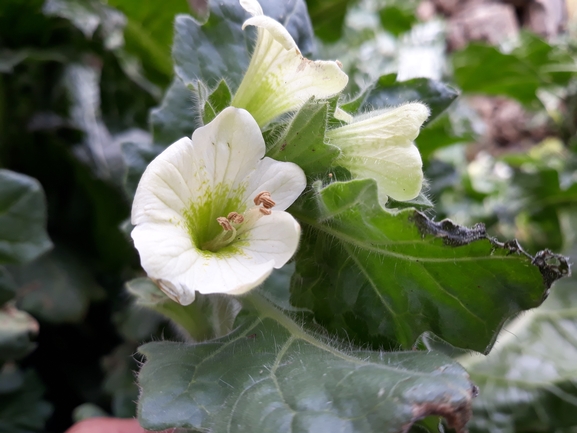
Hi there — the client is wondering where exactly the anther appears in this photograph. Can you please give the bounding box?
[259,207,272,215]
[217,217,233,231]
[227,212,245,224]
[254,191,275,209]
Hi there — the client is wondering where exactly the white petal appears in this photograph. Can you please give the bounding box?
[241,210,301,269]
[130,106,307,303]
[328,103,430,146]
[339,144,423,204]
[243,16,296,51]
[190,254,274,296]
[327,103,429,204]
[243,157,306,211]
[131,220,276,302]
[131,136,196,226]
[191,107,265,194]
[131,222,198,305]
[240,0,263,16]
[131,107,265,226]
[232,16,348,126]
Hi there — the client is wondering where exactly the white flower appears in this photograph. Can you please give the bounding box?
[327,103,430,206]
[131,107,306,305]
[231,0,348,127]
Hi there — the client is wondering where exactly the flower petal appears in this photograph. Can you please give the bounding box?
[242,16,296,51]
[241,210,301,269]
[232,6,348,126]
[130,106,306,304]
[243,157,306,211]
[327,103,429,204]
[131,222,198,305]
[131,136,195,226]
[239,0,263,16]
[338,144,423,204]
[132,107,266,227]
[191,106,265,193]
[131,221,277,303]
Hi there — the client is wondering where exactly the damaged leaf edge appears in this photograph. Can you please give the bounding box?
[410,211,571,290]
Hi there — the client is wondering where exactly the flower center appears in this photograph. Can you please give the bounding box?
[201,191,276,252]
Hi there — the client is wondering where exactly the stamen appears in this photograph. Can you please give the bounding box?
[259,207,272,215]
[254,191,275,209]
[217,217,233,231]
[227,212,245,224]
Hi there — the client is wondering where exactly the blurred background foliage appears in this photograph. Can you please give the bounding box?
[0,0,576,432]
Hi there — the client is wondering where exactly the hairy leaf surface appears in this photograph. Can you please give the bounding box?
[289,179,568,353]
[137,293,475,433]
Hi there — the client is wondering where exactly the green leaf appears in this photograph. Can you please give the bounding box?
[150,78,198,146]
[465,222,577,432]
[289,179,569,353]
[102,343,140,418]
[416,113,476,161]
[9,248,105,324]
[106,0,192,83]
[452,43,542,105]
[172,0,315,90]
[512,32,574,86]
[0,267,17,306]
[63,62,125,183]
[0,305,38,362]
[198,79,232,125]
[306,0,355,42]
[0,170,52,265]
[266,98,340,177]
[137,292,475,433]
[379,5,417,36]
[345,74,458,124]
[121,141,163,200]
[42,0,126,50]
[0,368,52,433]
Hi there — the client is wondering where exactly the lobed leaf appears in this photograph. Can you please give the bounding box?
[137,292,476,433]
[289,179,568,353]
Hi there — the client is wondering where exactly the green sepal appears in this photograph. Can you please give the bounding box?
[125,278,239,342]
[194,79,232,125]
[265,98,340,177]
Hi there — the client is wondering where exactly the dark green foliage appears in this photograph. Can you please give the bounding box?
[290,179,566,353]
[137,293,475,433]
